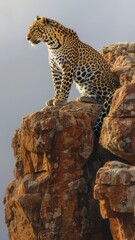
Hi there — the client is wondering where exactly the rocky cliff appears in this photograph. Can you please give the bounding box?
[4,43,135,240]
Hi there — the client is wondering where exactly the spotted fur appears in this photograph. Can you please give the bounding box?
[27,16,119,137]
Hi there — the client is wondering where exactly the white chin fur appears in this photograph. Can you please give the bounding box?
[28,41,35,47]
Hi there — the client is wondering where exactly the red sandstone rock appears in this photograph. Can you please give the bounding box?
[101,42,135,85]
[4,101,105,240]
[94,161,135,240]
[100,83,135,164]
[109,83,135,117]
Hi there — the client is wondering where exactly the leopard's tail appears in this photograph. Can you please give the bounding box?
[93,94,113,138]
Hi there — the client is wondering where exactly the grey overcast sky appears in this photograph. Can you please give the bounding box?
[1,0,135,239]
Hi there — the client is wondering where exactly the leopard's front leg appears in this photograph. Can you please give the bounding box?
[46,61,62,106]
[53,65,75,106]
[47,45,77,106]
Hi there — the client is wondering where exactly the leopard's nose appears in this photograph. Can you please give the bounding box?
[26,36,30,41]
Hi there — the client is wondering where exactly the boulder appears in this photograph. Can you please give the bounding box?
[100,83,135,164]
[94,161,135,240]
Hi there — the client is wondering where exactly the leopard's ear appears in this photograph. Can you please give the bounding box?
[41,16,50,25]
[36,16,41,20]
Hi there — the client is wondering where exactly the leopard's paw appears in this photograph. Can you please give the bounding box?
[45,98,55,106]
[77,95,99,103]
[53,99,67,106]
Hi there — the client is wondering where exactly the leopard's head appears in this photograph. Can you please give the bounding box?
[26,16,74,49]
[26,16,52,45]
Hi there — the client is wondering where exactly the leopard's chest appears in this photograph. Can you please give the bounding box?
[49,49,67,70]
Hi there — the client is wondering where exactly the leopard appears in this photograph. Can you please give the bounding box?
[26,16,119,137]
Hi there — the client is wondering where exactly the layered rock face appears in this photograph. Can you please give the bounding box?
[4,102,106,240]
[100,43,135,162]
[101,42,135,85]
[95,42,135,240]
[4,43,135,240]
[100,83,135,163]
[94,161,135,240]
